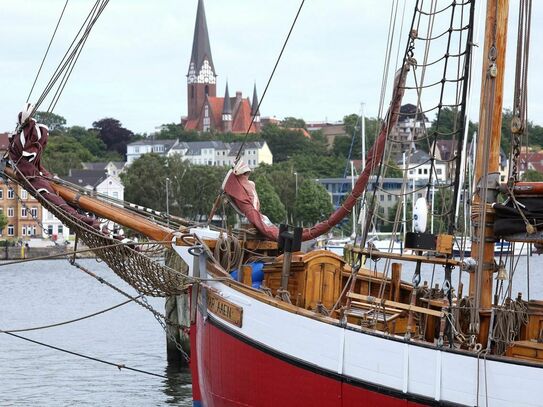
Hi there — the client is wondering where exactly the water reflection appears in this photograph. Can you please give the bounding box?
[163,363,193,405]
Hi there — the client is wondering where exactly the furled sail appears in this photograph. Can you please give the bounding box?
[222,63,410,242]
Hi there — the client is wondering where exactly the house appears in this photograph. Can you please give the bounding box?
[181,0,260,133]
[0,132,44,239]
[64,169,125,202]
[82,161,126,177]
[128,139,273,168]
[398,149,448,183]
[126,139,178,165]
[389,104,429,154]
[167,140,273,169]
[307,122,347,149]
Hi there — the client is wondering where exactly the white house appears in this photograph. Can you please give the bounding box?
[398,149,448,183]
[41,207,71,242]
[128,138,273,169]
[82,161,126,177]
[126,139,178,165]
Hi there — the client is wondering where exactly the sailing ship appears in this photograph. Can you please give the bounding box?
[5,0,543,406]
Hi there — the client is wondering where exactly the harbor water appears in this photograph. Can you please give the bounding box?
[0,259,192,407]
[1,253,543,406]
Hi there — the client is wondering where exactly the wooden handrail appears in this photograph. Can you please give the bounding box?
[346,292,444,318]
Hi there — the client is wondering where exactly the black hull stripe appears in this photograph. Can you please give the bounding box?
[204,314,465,407]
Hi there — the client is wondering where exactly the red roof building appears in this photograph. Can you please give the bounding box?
[182,0,260,134]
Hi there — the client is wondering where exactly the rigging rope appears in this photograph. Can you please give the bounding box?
[233,0,305,164]
[26,0,69,103]
[1,331,168,379]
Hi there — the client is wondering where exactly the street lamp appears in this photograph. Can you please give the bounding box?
[165,177,170,227]
[294,172,298,198]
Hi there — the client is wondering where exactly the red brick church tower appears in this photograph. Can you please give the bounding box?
[183,0,260,133]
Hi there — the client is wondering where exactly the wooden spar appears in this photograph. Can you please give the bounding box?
[50,182,176,242]
[470,0,509,343]
[4,167,175,242]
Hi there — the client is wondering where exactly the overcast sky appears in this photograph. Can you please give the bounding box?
[1,1,543,135]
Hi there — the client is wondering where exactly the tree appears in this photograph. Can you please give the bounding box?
[281,117,306,129]
[261,124,326,162]
[121,153,169,210]
[294,179,333,225]
[42,134,94,175]
[333,115,380,159]
[252,162,297,221]
[254,175,286,224]
[35,111,66,133]
[92,118,134,158]
[0,212,8,235]
[522,169,543,182]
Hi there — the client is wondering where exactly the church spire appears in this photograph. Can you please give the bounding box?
[251,83,260,116]
[186,0,217,120]
[223,82,232,115]
[187,0,216,81]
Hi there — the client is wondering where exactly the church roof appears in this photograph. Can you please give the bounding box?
[188,0,215,74]
[232,98,257,133]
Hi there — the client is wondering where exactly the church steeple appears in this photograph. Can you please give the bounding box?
[187,0,217,120]
[222,82,232,132]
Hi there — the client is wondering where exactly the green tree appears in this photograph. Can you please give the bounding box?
[281,117,306,129]
[261,124,326,162]
[121,153,169,210]
[42,134,94,175]
[333,115,380,159]
[522,169,543,182]
[252,162,297,221]
[35,111,66,133]
[0,212,8,234]
[254,175,286,224]
[92,118,134,158]
[294,179,333,225]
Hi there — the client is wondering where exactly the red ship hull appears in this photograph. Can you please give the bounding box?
[192,313,433,407]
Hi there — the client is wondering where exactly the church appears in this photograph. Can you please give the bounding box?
[182,0,261,133]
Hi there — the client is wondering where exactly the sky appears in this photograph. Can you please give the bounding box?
[1,1,543,135]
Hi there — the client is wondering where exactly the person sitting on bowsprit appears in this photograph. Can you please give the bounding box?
[8,103,100,229]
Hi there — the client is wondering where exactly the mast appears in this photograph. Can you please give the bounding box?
[470,0,509,343]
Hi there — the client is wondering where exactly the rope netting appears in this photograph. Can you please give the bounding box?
[7,169,189,297]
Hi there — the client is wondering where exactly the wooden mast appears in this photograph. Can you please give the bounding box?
[470,0,509,344]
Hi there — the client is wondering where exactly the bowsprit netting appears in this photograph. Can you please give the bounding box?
[7,169,189,297]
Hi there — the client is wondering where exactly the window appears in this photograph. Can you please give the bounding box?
[0,189,4,199]
[418,169,422,175]
[380,195,384,202]
[31,208,37,218]
[436,168,442,175]
[134,147,140,153]
[423,168,428,175]
[7,225,14,236]
[22,227,26,236]
[47,225,54,236]
[7,208,14,217]
[113,191,118,199]
[388,195,392,201]
[7,188,14,199]
[21,190,28,200]
[21,207,27,217]
[58,225,64,235]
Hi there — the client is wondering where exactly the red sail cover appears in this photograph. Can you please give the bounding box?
[223,64,410,242]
